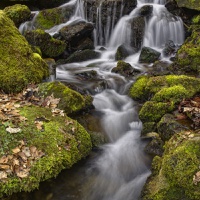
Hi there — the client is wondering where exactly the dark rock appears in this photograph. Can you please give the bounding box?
[59,22,94,50]
[72,37,94,52]
[157,114,188,142]
[37,0,70,9]
[130,16,145,50]
[112,60,141,77]
[162,40,176,57]
[64,49,100,63]
[144,133,164,157]
[115,44,131,60]
[75,70,98,80]
[147,61,171,76]
[139,5,153,17]
[139,47,161,63]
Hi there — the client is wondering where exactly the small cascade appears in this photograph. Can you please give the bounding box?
[143,2,184,48]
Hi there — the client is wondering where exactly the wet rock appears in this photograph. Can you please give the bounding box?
[112,60,141,77]
[72,37,94,52]
[24,29,66,58]
[162,40,176,57]
[139,5,153,17]
[147,61,171,76]
[64,49,100,63]
[157,114,188,141]
[141,122,156,136]
[4,4,31,27]
[144,133,164,157]
[115,44,132,60]
[130,16,145,50]
[139,47,161,63]
[175,0,200,11]
[59,22,94,50]
[75,70,98,80]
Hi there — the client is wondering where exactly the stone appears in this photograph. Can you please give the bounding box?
[139,47,161,63]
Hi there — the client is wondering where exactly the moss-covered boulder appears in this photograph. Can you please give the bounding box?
[112,60,141,77]
[3,4,31,27]
[115,44,131,60]
[38,81,93,114]
[142,131,200,200]
[0,105,92,198]
[24,29,66,58]
[129,75,200,122]
[175,0,200,11]
[34,6,73,30]
[0,11,49,93]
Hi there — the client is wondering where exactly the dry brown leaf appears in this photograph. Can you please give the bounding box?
[0,171,7,179]
[193,171,200,185]
[16,169,29,178]
[0,164,10,170]
[6,127,21,134]
[12,158,20,166]
[34,121,43,130]
[18,152,27,162]
[22,147,31,157]
[0,156,8,164]
[12,147,21,154]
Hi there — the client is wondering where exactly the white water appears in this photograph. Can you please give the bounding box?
[18,0,185,199]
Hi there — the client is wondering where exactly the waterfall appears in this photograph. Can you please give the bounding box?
[17,0,186,199]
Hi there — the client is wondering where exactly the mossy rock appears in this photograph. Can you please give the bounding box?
[139,47,161,63]
[115,44,131,60]
[0,11,49,93]
[0,105,92,198]
[139,101,174,123]
[34,6,73,30]
[142,131,200,200]
[38,81,92,114]
[175,0,200,11]
[3,4,31,27]
[24,29,66,58]
[171,29,200,75]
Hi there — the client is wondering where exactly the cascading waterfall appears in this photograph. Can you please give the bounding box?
[17,0,186,199]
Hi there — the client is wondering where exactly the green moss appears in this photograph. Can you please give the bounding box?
[175,0,200,11]
[151,85,189,104]
[129,76,149,101]
[142,132,200,200]
[4,4,31,27]
[38,81,89,114]
[0,11,49,93]
[192,15,200,24]
[34,7,73,30]
[0,105,92,198]
[139,101,174,122]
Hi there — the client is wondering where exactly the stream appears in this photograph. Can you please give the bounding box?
[12,0,185,199]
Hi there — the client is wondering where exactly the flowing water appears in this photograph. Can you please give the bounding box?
[16,0,185,199]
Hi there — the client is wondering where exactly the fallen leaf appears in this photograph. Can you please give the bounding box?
[16,169,29,178]
[0,171,7,179]
[0,156,8,164]
[193,171,200,185]
[0,164,10,170]
[12,147,21,154]
[22,147,31,157]
[6,127,21,134]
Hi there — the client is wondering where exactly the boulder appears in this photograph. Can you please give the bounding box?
[139,47,161,63]
[130,16,145,50]
[0,104,92,198]
[175,0,200,11]
[3,4,31,27]
[147,61,171,76]
[112,60,141,77]
[24,29,66,58]
[142,131,200,199]
[162,40,176,57]
[0,11,49,93]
